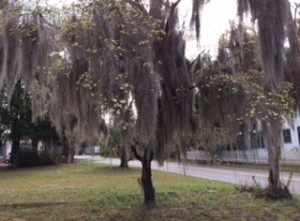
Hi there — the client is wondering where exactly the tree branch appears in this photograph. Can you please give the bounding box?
[131,145,142,162]
[149,149,154,162]
[38,13,61,30]
[172,0,182,8]
[294,3,300,21]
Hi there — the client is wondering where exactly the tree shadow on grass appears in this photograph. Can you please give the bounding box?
[0,201,67,209]
[92,166,140,175]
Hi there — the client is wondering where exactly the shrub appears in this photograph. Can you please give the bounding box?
[18,150,41,167]
[15,150,62,167]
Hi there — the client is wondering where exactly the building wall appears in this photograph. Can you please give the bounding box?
[282,114,300,150]
[186,149,300,165]
[186,114,300,165]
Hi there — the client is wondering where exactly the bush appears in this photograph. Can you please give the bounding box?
[16,150,61,167]
[18,150,41,167]
[100,146,120,158]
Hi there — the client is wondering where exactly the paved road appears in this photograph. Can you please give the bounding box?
[75,155,300,194]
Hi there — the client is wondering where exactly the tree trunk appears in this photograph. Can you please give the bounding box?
[132,145,156,206]
[262,120,292,199]
[119,145,129,168]
[2,140,7,163]
[120,153,128,168]
[267,143,281,191]
[45,139,50,154]
[141,149,155,206]
[45,139,54,155]
[68,146,75,163]
[242,120,252,150]
[31,138,38,152]
[263,120,282,192]
[10,117,20,168]
[11,137,20,168]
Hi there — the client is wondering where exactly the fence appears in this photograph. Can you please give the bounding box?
[186,148,300,166]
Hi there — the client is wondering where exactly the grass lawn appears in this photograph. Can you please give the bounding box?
[168,159,300,173]
[213,163,300,173]
[0,162,299,221]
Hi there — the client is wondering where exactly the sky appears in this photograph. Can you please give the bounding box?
[183,0,300,58]
[180,0,238,58]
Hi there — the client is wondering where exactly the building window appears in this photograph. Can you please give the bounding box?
[283,129,292,143]
[256,132,265,148]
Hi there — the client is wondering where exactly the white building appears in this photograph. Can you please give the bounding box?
[187,115,300,165]
[281,114,300,150]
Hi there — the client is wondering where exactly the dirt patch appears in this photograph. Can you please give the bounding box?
[257,186,293,201]
[236,184,293,201]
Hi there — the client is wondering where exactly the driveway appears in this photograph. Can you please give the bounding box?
[75,155,300,194]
